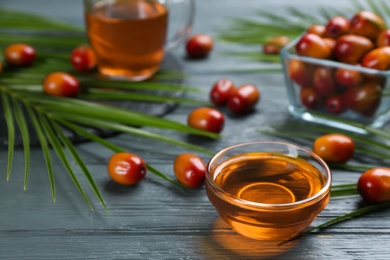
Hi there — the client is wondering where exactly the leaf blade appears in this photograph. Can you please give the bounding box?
[50,114,214,155]
[52,122,109,212]
[26,106,56,202]
[11,98,31,189]
[24,95,220,138]
[53,118,186,190]
[1,90,15,181]
[38,114,94,210]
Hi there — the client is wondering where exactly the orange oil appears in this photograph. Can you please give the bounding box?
[207,152,330,240]
[86,0,168,80]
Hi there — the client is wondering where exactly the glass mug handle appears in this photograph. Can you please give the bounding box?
[164,0,195,51]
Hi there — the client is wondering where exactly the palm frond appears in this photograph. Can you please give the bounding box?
[52,122,109,212]
[280,200,390,245]
[286,6,325,26]
[0,7,216,210]
[330,183,358,197]
[26,106,56,202]
[378,1,390,24]
[79,89,210,105]
[1,90,15,180]
[11,98,30,189]
[50,115,214,155]
[0,8,81,31]
[39,113,95,210]
[262,120,390,166]
[0,32,86,49]
[18,94,218,138]
[146,164,186,190]
[318,6,345,20]
[219,51,281,62]
[351,0,367,12]
[52,118,185,190]
[218,0,390,61]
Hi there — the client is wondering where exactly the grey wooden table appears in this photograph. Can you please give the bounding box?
[1,0,390,259]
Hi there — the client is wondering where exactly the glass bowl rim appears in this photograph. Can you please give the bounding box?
[206,141,332,209]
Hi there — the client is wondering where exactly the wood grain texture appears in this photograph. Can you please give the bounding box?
[1,0,390,259]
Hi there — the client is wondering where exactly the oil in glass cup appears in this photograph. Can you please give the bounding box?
[206,141,332,240]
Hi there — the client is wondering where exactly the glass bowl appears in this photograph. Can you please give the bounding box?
[205,141,331,240]
[280,35,390,132]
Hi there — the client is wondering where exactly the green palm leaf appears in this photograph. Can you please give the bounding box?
[1,91,15,181]
[21,94,218,138]
[50,115,214,155]
[79,89,210,105]
[280,200,390,245]
[52,122,109,212]
[0,7,216,210]
[218,0,390,62]
[0,32,85,49]
[0,8,81,31]
[39,113,94,210]
[330,184,358,197]
[52,118,185,190]
[260,122,390,170]
[11,98,30,189]
[26,106,56,202]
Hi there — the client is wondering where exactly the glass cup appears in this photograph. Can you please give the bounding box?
[206,141,332,240]
[83,0,194,81]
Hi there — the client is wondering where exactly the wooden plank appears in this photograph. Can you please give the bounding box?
[1,0,390,259]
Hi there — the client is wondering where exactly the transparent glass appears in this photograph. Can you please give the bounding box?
[281,35,390,133]
[206,141,331,240]
[83,0,194,81]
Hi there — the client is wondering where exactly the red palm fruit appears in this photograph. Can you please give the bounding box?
[307,24,326,37]
[323,38,337,60]
[107,152,146,186]
[325,16,350,39]
[313,66,336,97]
[313,134,355,163]
[358,168,390,203]
[262,45,280,55]
[325,95,346,114]
[209,78,235,106]
[343,81,382,113]
[335,67,364,88]
[174,153,206,189]
[369,76,387,89]
[227,84,260,114]
[187,107,225,134]
[4,43,36,67]
[70,45,97,72]
[350,11,386,41]
[377,29,390,47]
[42,72,80,98]
[300,87,322,110]
[334,34,374,64]
[323,38,336,50]
[360,107,378,118]
[288,59,312,87]
[186,34,213,59]
[262,36,290,54]
[295,33,332,59]
[361,46,390,71]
